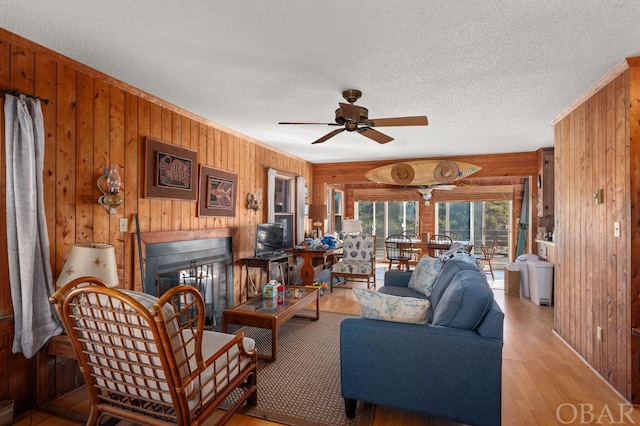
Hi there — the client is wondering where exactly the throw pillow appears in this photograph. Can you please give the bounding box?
[353,288,430,325]
[407,255,443,297]
[438,242,482,270]
[431,270,494,330]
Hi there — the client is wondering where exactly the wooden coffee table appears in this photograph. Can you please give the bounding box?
[221,285,319,361]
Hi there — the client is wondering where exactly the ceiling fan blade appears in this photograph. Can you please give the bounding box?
[366,116,429,127]
[357,127,394,144]
[339,103,362,122]
[433,184,457,190]
[311,128,345,144]
[279,121,341,126]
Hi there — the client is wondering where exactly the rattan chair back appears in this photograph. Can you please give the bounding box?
[50,278,257,426]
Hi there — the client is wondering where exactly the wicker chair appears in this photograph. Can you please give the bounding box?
[330,235,376,292]
[50,277,257,426]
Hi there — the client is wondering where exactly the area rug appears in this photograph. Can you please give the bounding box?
[228,311,374,426]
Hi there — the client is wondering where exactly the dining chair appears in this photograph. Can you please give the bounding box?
[402,231,423,263]
[444,231,461,240]
[385,234,412,271]
[50,277,258,426]
[428,234,453,257]
[478,236,500,280]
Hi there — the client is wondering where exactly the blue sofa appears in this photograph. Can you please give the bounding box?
[340,259,504,426]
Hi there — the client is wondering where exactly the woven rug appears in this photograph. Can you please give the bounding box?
[228,311,374,426]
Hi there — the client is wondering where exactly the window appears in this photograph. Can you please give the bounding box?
[273,174,295,248]
[436,200,511,259]
[333,189,344,233]
[356,200,419,257]
[274,177,292,213]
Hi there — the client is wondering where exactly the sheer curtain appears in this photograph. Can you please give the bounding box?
[267,167,277,223]
[5,94,61,358]
[296,176,306,243]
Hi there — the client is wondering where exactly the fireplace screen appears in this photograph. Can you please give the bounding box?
[143,237,233,331]
[157,261,227,329]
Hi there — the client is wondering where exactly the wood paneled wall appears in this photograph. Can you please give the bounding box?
[0,29,312,412]
[553,59,640,402]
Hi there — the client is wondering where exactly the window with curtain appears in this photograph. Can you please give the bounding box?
[270,172,296,248]
[333,189,344,233]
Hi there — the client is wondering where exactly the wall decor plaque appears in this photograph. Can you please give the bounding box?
[198,164,238,217]
[144,137,198,201]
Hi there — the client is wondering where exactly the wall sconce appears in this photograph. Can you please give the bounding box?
[97,165,122,215]
[247,189,262,214]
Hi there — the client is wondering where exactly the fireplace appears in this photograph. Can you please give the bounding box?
[138,229,236,331]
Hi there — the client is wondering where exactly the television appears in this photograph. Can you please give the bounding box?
[255,223,284,256]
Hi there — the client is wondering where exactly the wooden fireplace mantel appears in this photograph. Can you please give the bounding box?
[139,228,238,244]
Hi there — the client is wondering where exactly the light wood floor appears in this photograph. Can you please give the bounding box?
[14,272,640,425]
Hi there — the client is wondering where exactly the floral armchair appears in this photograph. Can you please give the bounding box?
[330,235,376,292]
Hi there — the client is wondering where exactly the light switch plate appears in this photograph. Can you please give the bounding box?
[119,218,128,232]
[614,222,620,238]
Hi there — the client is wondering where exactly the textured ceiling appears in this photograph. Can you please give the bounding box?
[1,1,639,164]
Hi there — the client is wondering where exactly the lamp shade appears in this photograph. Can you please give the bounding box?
[342,219,362,234]
[308,204,327,220]
[56,242,119,288]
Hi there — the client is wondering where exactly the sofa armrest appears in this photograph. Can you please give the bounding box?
[340,317,502,426]
[382,270,412,287]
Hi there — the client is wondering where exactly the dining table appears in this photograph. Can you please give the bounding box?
[410,240,474,258]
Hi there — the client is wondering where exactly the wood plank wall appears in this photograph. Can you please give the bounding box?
[0,29,312,413]
[553,64,637,401]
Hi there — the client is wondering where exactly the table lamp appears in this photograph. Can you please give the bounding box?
[342,219,362,235]
[55,242,119,288]
[308,204,327,238]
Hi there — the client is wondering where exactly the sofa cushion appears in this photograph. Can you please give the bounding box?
[353,288,430,325]
[407,255,443,297]
[432,270,494,330]
[378,285,428,299]
[429,260,479,311]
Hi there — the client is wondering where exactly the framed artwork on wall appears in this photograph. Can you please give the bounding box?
[198,164,238,217]
[144,137,198,201]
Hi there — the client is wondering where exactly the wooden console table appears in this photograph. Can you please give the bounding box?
[287,248,336,286]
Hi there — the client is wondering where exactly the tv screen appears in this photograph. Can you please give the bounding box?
[255,223,284,256]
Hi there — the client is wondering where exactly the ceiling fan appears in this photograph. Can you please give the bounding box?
[417,184,456,206]
[278,89,428,145]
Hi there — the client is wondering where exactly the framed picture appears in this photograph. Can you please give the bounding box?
[198,164,238,217]
[144,137,198,201]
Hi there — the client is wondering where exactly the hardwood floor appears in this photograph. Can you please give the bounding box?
[14,270,640,425]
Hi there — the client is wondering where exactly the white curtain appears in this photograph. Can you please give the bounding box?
[267,167,277,223]
[296,176,306,244]
[5,94,61,359]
